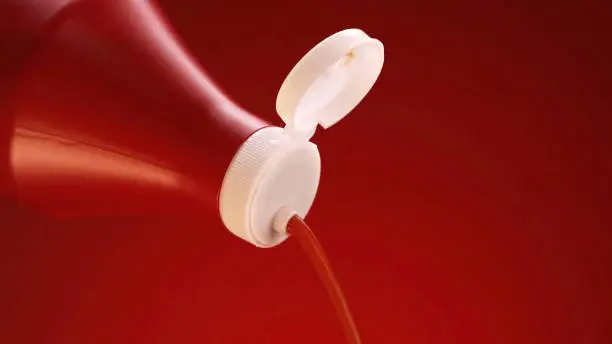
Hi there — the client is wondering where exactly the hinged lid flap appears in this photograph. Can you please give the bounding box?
[276,29,384,139]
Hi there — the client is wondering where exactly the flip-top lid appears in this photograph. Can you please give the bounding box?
[276,29,385,140]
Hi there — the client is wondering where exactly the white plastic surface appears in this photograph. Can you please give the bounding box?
[219,29,384,247]
[276,28,384,140]
[219,127,320,247]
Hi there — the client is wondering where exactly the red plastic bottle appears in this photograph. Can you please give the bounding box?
[1,0,267,218]
[0,0,384,247]
[1,3,385,343]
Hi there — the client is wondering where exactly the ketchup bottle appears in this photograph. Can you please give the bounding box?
[0,0,384,247]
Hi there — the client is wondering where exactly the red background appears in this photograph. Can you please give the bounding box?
[2,0,611,343]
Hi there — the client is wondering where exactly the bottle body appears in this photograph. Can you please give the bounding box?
[1,0,268,218]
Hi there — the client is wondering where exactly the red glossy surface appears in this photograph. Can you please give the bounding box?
[1,0,266,216]
[1,1,611,344]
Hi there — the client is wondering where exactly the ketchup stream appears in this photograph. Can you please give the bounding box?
[287,216,362,344]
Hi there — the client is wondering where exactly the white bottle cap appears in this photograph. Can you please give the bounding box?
[219,28,384,247]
